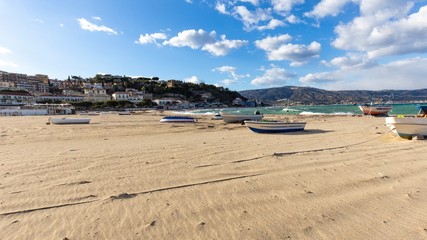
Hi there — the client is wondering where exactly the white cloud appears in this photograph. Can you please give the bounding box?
[233,5,272,31]
[255,34,293,51]
[326,53,378,70]
[300,57,427,90]
[77,18,118,35]
[163,29,247,56]
[332,1,427,59]
[257,19,286,31]
[184,76,201,84]
[256,35,321,65]
[213,65,249,80]
[0,47,12,54]
[185,0,192,3]
[286,14,300,24]
[0,60,18,68]
[251,65,297,86]
[305,0,353,19]
[59,23,64,27]
[216,2,228,14]
[272,0,305,14]
[92,16,102,21]
[135,33,167,46]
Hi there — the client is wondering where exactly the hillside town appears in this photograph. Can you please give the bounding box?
[0,70,253,113]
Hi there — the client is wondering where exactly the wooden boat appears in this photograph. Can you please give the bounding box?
[160,116,196,123]
[244,120,306,133]
[49,117,91,124]
[358,104,392,116]
[220,111,263,123]
[385,116,427,139]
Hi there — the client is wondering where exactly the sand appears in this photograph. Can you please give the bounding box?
[1,112,427,239]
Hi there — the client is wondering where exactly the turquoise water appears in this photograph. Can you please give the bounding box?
[189,103,425,116]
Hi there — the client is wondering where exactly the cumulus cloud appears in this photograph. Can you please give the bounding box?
[233,5,272,31]
[256,35,321,65]
[216,2,228,14]
[257,19,286,31]
[77,18,118,35]
[305,0,353,19]
[272,0,305,14]
[184,76,201,84]
[163,29,247,56]
[213,65,250,81]
[92,16,102,21]
[251,65,297,86]
[332,1,427,59]
[135,33,167,46]
[300,57,427,90]
[325,53,378,70]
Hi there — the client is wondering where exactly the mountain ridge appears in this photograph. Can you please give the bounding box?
[239,86,427,105]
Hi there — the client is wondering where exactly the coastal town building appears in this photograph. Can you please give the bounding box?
[84,88,111,102]
[0,91,35,105]
[37,94,84,103]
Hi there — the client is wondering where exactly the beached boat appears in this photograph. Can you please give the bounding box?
[211,113,222,120]
[160,116,196,123]
[385,116,427,139]
[358,104,392,116]
[220,111,263,123]
[244,120,306,133]
[49,117,91,124]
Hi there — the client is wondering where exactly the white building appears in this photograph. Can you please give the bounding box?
[0,91,35,105]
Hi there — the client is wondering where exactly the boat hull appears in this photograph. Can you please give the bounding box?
[385,117,427,138]
[245,121,306,133]
[49,118,91,124]
[220,112,263,123]
[160,116,196,123]
[358,105,392,116]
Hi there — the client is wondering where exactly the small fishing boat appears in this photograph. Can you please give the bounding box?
[220,111,263,123]
[244,120,306,133]
[48,117,91,124]
[385,116,427,139]
[160,116,196,123]
[358,104,392,116]
[211,113,222,120]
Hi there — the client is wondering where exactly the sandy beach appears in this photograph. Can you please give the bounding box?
[1,112,427,239]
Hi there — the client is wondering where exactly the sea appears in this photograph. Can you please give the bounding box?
[186,103,426,116]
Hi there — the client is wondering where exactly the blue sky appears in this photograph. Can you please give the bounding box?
[1,0,427,91]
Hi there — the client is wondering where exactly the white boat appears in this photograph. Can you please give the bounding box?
[244,120,306,133]
[220,111,263,123]
[385,116,427,139]
[49,117,91,124]
[160,116,196,123]
[358,104,392,116]
[211,113,222,120]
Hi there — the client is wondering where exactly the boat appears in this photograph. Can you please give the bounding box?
[358,104,392,116]
[211,113,222,120]
[48,117,91,124]
[385,116,427,139]
[244,120,306,133]
[220,111,263,123]
[160,116,196,123]
[418,105,427,116]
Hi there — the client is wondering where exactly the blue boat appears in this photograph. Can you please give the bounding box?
[160,116,196,123]
[418,105,427,115]
[244,120,306,133]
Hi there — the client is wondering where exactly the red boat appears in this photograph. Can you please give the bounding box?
[358,104,392,116]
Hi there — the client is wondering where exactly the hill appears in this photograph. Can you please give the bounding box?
[239,86,427,105]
